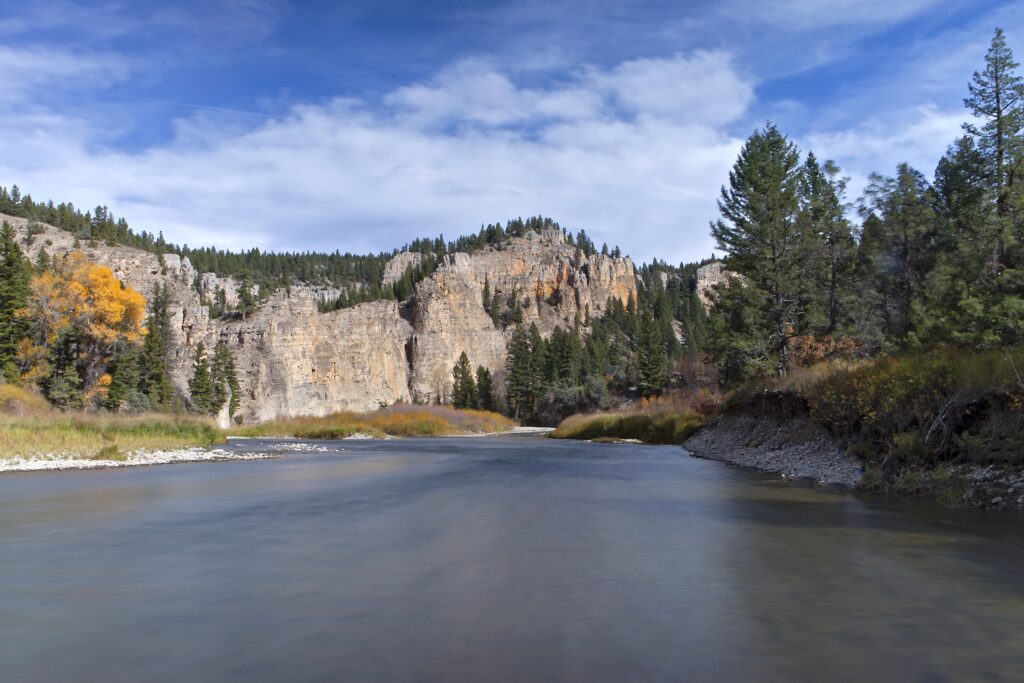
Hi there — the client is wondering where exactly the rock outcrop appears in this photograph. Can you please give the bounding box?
[694,261,738,311]
[381,251,423,287]
[3,215,637,422]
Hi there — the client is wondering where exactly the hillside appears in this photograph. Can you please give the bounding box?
[0,213,637,424]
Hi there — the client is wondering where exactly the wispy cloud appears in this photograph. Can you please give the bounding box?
[0,51,750,263]
[0,0,1020,265]
[0,46,128,105]
[725,0,946,30]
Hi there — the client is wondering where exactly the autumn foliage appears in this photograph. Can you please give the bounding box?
[18,251,147,401]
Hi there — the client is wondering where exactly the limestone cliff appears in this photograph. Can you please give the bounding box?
[3,215,637,422]
[694,261,736,311]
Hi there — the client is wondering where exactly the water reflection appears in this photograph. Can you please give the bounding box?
[1,437,1022,682]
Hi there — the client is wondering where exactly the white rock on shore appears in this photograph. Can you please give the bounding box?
[0,448,271,473]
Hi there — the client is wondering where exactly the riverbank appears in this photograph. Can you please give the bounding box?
[682,416,863,486]
[0,447,271,472]
[0,398,520,471]
[683,416,1024,509]
[0,412,225,465]
[682,347,1024,509]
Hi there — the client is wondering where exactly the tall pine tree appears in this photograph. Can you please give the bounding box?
[711,124,804,375]
[0,221,31,381]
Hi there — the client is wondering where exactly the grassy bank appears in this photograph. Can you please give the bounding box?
[551,397,707,444]
[0,416,223,461]
[232,403,516,439]
[722,347,1024,504]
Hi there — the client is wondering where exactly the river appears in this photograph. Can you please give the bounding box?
[1,436,1023,682]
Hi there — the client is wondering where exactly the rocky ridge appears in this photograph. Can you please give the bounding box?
[3,215,637,424]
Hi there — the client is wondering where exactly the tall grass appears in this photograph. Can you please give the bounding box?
[550,391,714,445]
[233,403,515,439]
[0,412,224,460]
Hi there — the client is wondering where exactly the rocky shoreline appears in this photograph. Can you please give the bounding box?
[683,416,1024,509]
[682,416,863,486]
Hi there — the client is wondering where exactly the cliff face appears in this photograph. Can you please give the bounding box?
[3,216,637,422]
[694,261,736,311]
[409,229,636,401]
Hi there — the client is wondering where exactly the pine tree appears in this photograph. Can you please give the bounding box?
[0,221,32,380]
[188,342,215,414]
[140,284,175,409]
[33,247,50,274]
[475,366,495,411]
[711,124,804,375]
[211,339,240,418]
[964,28,1024,245]
[505,326,533,420]
[858,165,937,343]
[238,274,256,318]
[104,344,143,412]
[798,154,855,334]
[451,351,477,409]
[637,313,668,395]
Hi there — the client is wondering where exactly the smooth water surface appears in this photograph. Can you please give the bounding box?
[2,437,1023,682]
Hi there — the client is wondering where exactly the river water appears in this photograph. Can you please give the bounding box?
[1,436,1023,682]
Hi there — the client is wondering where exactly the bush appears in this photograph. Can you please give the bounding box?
[0,384,50,416]
[807,347,1024,467]
[232,403,515,439]
[550,411,704,444]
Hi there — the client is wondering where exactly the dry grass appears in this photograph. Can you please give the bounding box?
[0,384,51,416]
[551,409,705,444]
[0,411,224,460]
[232,403,516,439]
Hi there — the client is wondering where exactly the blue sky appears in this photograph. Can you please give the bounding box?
[0,0,1021,264]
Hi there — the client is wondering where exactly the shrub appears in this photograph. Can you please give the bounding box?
[550,410,704,444]
[807,347,1024,467]
[0,384,50,416]
[231,403,514,439]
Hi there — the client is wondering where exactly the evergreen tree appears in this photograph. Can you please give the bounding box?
[104,344,144,412]
[475,366,495,412]
[188,342,215,414]
[964,27,1024,247]
[858,165,937,343]
[637,312,668,395]
[238,274,256,317]
[140,284,175,409]
[798,155,855,334]
[505,326,533,420]
[451,351,477,409]
[211,339,240,418]
[33,247,50,274]
[45,331,83,409]
[0,221,31,380]
[711,124,804,375]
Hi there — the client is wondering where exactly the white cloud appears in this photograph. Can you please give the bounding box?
[0,46,127,105]
[592,51,754,124]
[728,0,945,30]
[0,51,747,264]
[805,103,967,201]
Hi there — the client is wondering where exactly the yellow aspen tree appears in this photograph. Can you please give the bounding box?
[23,251,147,394]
